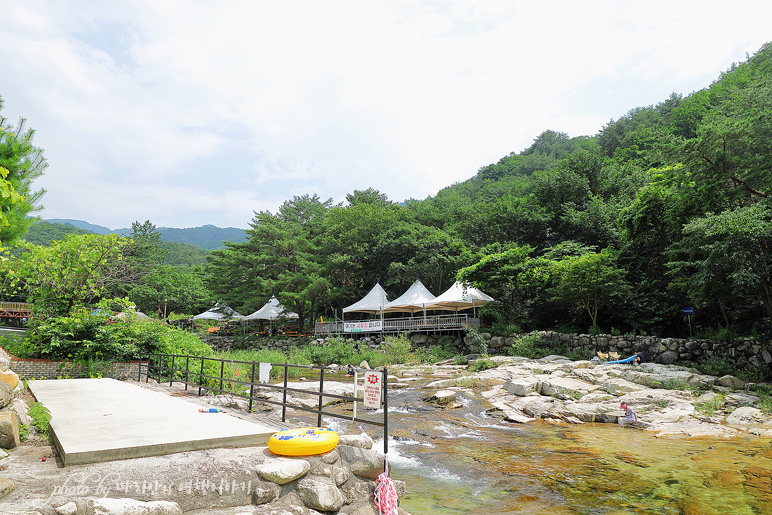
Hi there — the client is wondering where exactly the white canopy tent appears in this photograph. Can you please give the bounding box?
[426,281,494,314]
[245,295,299,321]
[192,302,244,320]
[343,282,389,315]
[383,279,437,314]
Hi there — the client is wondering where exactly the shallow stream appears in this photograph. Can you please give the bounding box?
[308,375,772,514]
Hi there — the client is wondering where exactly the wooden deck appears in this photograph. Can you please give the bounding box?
[0,301,33,318]
[314,313,479,336]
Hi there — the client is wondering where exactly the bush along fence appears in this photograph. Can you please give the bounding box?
[139,353,389,465]
[0,346,141,380]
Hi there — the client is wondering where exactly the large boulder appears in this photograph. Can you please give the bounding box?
[0,370,19,391]
[503,377,541,397]
[658,351,679,365]
[715,375,745,389]
[0,382,13,410]
[539,377,598,400]
[256,458,311,485]
[337,446,384,479]
[0,411,19,449]
[296,475,345,512]
[725,407,767,427]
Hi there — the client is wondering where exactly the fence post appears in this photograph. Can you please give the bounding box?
[383,366,389,472]
[198,356,205,396]
[248,362,256,413]
[170,355,175,386]
[317,366,325,427]
[282,363,288,422]
[185,356,190,390]
[138,357,143,382]
[219,359,225,394]
[156,354,162,383]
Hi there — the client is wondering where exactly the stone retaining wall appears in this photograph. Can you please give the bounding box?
[0,346,141,380]
[204,330,772,372]
[485,331,772,371]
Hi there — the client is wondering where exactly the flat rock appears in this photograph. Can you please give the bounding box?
[502,377,541,397]
[539,377,598,399]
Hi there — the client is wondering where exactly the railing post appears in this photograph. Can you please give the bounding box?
[282,363,288,422]
[170,355,175,386]
[138,356,143,382]
[198,356,205,396]
[156,354,162,383]
[248,362,256,413]
[383,366,389,472]
[317,366,325,427]
[219,359,225,394]
[185,356,190,390]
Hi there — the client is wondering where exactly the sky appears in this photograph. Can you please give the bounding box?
[1,1,771,230]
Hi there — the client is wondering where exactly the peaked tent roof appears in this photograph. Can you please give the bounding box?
[426,282,494,311]
[343,282,390,314]
[245,295,299,321]
[193,302,244,320]
[383,280,437,313]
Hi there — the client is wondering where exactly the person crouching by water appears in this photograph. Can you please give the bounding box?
[618,402,638,427]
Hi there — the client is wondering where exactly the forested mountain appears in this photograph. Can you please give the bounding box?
[205,42,772,339]
[25,220,210,267]
[40,219,246,250]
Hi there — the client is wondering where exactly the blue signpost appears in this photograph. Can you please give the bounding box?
[683,307,693,337]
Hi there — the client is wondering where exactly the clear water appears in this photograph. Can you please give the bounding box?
[301,379,772,514]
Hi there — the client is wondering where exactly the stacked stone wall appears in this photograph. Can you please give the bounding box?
[485,331,772,371]
[0,347,141,380]
[203,331,772,372]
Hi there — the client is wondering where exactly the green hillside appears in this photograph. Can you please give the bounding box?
[40,219,246,250]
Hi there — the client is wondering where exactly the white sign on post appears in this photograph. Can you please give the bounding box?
[363,371,382,408]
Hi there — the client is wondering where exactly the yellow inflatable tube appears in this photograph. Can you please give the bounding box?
[268,427,340,456]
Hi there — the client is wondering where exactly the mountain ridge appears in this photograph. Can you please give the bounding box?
[44,218,247,250]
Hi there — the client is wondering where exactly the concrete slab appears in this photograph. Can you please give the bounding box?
[28,378,278,466]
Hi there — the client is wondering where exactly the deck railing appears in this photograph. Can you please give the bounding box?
[314,313,479,336]
[0,301,33,318]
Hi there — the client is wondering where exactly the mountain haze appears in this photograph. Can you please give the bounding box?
[44,219,247,250]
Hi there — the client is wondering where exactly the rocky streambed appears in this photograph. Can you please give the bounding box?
[410,355,772,438]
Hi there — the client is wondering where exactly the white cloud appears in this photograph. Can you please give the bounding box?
[1,0,771,228]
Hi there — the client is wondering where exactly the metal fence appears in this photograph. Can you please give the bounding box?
[138,353,389,458]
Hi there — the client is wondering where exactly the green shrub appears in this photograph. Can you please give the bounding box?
[490,322,521,337]
[507,332,553,359]
[27,402,51,439]
[468,358,498,373]
[695,356,739,378]
[694,393,727,416]
[463,326,487,355]
[381,333,413,364]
